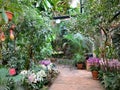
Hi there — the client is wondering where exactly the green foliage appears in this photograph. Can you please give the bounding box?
[101,73,120,90]
[112,27,120,59]
[93,47,100,58]
[73,53,85,63]
[64,33,93,63]
[105,46,118,59]
[0,68,10,90]
[0,1,54,70]
[35,0,70,16]
[0,0,23,25]
[0,8,8,24]
[13,7,53,69]
[0,68,9,80]
[64,33,92,54]
[90,65,100,71]
[69,0,120,59]
[98,59,120,90]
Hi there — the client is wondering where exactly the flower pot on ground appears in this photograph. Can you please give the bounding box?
[92,70,98,80]
[87,57,100,71]
[74,54,85,69]
[87,57,100,79]
[77,63,83,69]
[6,11,13,21]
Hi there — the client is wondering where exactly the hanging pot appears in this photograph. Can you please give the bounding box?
[10,30,14,40]
[6,11,13,21]
[0,32,5,41]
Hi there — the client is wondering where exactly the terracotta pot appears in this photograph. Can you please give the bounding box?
[6,11,13,21]
[92,71,98,80]
[77,63,83,69]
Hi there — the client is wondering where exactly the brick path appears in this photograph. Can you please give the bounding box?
[49,65,105,90]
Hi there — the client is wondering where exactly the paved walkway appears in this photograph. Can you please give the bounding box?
[49,65,105,90]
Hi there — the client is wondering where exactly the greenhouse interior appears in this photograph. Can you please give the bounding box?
[0,0,120,90]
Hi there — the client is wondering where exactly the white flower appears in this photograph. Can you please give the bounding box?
[37,70,47,77]
[33,78,38,83]
[47,63,53,71]
[20,70,28,75]
[47,65,52,72]
[41,65,47,70]
[35,70,47,82]
[28,73,36,83]
[36,75,43,81]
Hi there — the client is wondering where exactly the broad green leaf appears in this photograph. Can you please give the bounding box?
[1,9,8,23]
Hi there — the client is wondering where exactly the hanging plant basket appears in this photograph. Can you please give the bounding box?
[6,11,13,21]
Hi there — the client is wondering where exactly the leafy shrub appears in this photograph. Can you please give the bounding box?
[87,57,100,71]
[98,59,120,90]
[102,73,120,90]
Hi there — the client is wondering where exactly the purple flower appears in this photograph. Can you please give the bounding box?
[87,57,100,71]
[87,57,100,65]
[100,59,120,72]
[108,59,119,67]
[39,60,51,66]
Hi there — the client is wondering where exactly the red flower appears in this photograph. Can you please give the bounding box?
[9,68,16,76]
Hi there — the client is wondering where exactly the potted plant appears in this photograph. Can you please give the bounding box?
[74,53,85,69]
[87,57,100,79]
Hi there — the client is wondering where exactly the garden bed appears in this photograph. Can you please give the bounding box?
[0,60,59,90]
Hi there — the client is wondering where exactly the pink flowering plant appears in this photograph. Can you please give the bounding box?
[20,68,47,89]
[39,59,57,73]
[19,61,59,89]
[87,57,100,71]
[9,68,16,76]
[99,59,120,90]
[39,59,51,66]
[100,59,120,73]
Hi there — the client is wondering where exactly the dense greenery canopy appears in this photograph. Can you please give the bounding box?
[0,0,120,90]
